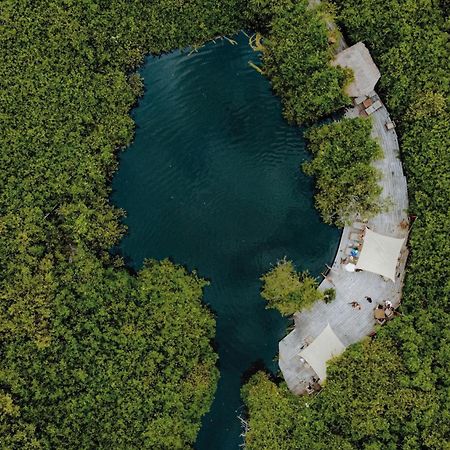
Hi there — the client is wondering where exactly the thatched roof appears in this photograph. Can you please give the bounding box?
[332,42,380,98]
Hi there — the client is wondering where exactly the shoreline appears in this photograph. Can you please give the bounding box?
[278,18,410,394]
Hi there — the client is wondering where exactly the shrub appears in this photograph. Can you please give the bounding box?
[260,260,323,316]
[259,0,352,124]
[303,117,384,227]
[323,287,336,303]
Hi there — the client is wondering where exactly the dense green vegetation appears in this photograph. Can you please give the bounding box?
[254,0,352,124]
[3,0,448,446]
[243,313,450,449]
[303,118,384,226]
[2,0,350,445]
[1,260,218,448]
[0,1,249,447]
[243,0,450,448]
[335,0,450,314]
[260,260,323,316]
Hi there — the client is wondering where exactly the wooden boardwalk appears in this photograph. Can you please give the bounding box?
[279,99,409,395]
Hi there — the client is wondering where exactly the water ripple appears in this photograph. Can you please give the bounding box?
[112,32,339,450]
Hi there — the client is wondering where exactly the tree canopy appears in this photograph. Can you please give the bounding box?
[1,0,352,445]
[254,0,353,124]
[243,312,450,449]
[334,0,450,321]
[243,0,450,448]
[0,0,247,447]
[303,117,384,227]
[260,260,323,316]
[1,259,219,449]
[3,0,448,447]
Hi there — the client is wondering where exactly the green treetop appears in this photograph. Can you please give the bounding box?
[260,260,323,316]
[251,0,352,125]
[303,117,384,227]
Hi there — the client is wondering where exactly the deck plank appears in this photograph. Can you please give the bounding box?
[278,84,409,396]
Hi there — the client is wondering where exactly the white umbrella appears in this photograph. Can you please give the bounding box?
[344,263,356,272]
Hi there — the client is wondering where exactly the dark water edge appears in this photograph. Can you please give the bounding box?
[111,32,339,450]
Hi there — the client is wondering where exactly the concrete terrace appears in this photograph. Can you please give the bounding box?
[278,74,409,394]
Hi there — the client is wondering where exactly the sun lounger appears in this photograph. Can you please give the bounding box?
[344,247,354,256]
[349,231,363,242]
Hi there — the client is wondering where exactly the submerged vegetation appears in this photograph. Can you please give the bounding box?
[303,118,384,227]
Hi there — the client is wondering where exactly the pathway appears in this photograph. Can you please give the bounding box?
[278,18,409,394]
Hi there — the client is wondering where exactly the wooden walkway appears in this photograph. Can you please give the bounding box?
[279,87,409,393]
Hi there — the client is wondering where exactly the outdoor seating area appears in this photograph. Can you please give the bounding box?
[342,226,406,283]
[305,378,321,395]
[278,81,409,395]
[341,225,404,281]
[355,228,405,281]
[341,223,367,270]
[374,300,397,325]
[363,98,383,115]
[280,222,408,394]
[385,119,396,131]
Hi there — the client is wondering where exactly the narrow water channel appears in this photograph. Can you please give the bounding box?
[111,32,339,450]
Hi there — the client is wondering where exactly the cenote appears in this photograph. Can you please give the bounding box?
[112,32,339,449]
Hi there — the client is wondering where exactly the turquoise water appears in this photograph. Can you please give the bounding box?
[111,33,339,450]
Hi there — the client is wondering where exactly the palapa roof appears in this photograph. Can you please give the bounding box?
[332,42,380,98]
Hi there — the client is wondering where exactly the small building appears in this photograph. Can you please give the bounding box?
[332,42,381,99]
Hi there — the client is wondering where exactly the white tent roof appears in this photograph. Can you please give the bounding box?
[332,42,380,97]
[299,324,346,382]
[355,228,405,281]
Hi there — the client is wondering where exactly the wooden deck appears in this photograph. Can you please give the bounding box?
[279,98,409,395]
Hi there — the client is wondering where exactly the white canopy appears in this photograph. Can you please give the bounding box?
[299,324,346,382]
[355,228,405,281]
[332,42,380,97]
